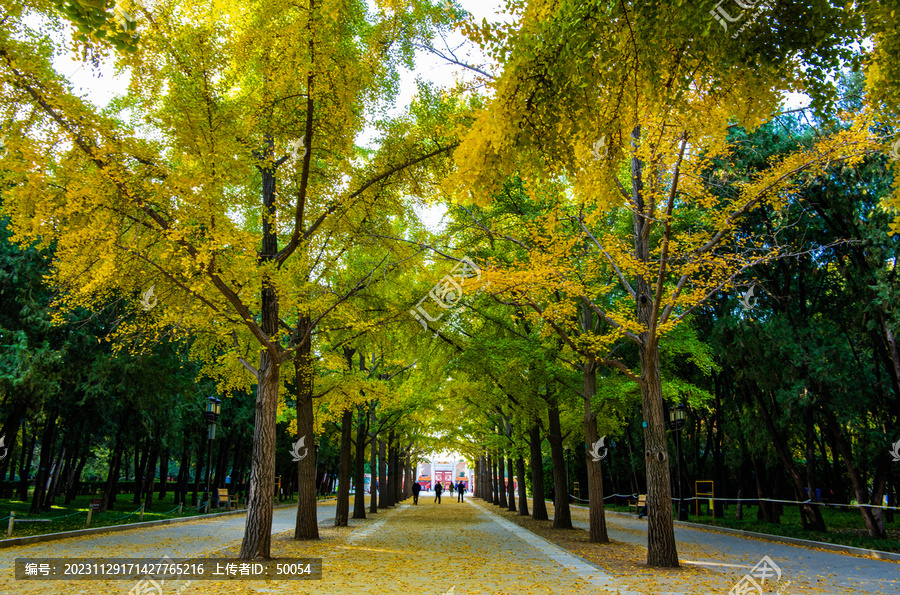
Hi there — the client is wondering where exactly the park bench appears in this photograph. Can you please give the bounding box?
[217,488,238,510]
[630,494,646,515]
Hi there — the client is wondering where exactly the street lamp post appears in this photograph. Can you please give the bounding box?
[203,396,222,512]
[668,402,688,521]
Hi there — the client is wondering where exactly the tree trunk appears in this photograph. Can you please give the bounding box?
[66,451,88,504]
[397,445,404,503]
[528,424,548,520]
[516,456,529,516]
[335,408,352,527]
[403,453,413,500]
[474,456,481,499]
[753,390,826,531]
[16,425,34,501]
[100,434,124,513]
[30,412,58,514]
[378,439,388,509]
[58,442,76,501]
[822,412,886,538]
[387,432,398,506]
[582,358,609,543]
[474,457,480,499]
[175,440,190,506]
[547,404,572,529]
[369,406,378,514]
[214,438,230,490]
[143,439,159,512]
[506,456,516,512]
[353,405,367,519]
[192,436,205,506]
[43,443,65,510]
[804,408,819,512]
[489,452,497,504]
[477,456,484,499]
[237,349,281,559]
[497,451,508,508]
[238,132,284,560]
[293,336,319,539]
[392,441,402,504]
[134,438,149,505]
[479,455,485,500]
[158,447,169,500]
[638,338,680,565]
[630,127,679,567]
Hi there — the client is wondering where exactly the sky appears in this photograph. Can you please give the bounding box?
[56,0,508,231]
[60,0,507,116]
[53,0,814,232]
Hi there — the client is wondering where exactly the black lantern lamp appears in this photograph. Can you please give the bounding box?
[203,396,222,511]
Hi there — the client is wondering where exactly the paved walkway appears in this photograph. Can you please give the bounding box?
[574,507,899,594]
[1,495,897,594]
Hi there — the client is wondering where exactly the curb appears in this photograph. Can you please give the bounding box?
[0,501,310,549]
[570,503,900,562]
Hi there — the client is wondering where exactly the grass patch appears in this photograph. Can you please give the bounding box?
[0,491,322,539]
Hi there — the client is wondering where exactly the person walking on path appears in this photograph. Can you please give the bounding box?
[434,482,443,504]
[412,481,421,505]
[449,482,455,497]
[457,481,465,503]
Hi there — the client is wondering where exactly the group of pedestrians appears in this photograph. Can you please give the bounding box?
[410,480,466,505]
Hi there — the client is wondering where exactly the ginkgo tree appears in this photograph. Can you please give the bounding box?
[452,0,883,568]
[0,0,459,559]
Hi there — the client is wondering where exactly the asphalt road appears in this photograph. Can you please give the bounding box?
[564,502,900,594]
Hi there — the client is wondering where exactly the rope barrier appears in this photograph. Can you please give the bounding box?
[8,510,85,523]
[160,505,182,515]
[52,510,88,520]
[101,507,143,521]
[567,493,900,512]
